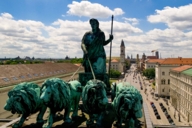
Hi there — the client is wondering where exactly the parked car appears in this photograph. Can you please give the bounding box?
[156,114,161,119]
[154,111,158,115]
[152,104,156,107]
[153,107,157,111]
[162,108,167,112]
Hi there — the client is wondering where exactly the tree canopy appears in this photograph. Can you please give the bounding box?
[110,69,121,78]
[143,68,155,79]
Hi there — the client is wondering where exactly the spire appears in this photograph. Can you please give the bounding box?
[120,39,125,47]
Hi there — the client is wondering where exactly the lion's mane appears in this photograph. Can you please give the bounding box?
[6,82,42,114]
[82,79,107,114]
[41,78,71,110]
[112,85,143,120]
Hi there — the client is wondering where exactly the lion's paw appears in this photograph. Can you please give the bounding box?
[113,122,122,128]
[72,115,79,120]
[37,119,44,124]
[64,118,73,124]
[12,123,21,128]
[42,123,51,128]
[86,120,94,126]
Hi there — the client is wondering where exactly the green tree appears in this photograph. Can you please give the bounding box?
[110,69,121,78]
[125,60,131,70]
[143,68,155,79]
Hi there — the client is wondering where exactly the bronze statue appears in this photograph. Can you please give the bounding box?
[4,82,47,128]
[40,78,82,128]
[111,83,143,128]
[81,79,108,128]
[81,18,113,74]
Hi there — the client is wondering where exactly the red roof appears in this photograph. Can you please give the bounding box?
[146,59,165,63]
[171,65,192,72]
[158,58,192,65]
[111,59,119,62]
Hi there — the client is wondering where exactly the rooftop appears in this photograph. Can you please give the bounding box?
[146,59,165,63]
[158,57,192,65]
[171,65,192,72]
[182,68,192,76]
[111,59,119,62]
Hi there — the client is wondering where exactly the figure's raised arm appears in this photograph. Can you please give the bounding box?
[104,34,113,46]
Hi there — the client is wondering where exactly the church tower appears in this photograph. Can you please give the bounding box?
[120,39,125,63]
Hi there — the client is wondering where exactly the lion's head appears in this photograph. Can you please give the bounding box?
[40,78,71,109]
[112,86,143,120]
[4,82,41,114]
[82,79,108,114]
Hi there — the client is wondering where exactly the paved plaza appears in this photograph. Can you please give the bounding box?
[118,64,192,127]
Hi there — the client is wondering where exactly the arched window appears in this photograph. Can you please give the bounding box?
[162,72,165,75]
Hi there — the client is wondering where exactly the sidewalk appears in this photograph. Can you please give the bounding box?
[140,75,191,127]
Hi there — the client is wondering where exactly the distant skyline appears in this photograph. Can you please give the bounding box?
[0,0,192,58]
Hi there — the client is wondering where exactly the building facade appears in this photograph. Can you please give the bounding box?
[170,65,192,122]
[145,59,164,70]
[155,58,192,97]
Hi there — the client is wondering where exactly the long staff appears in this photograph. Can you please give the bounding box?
[108,15,114,78]
[87,58,96,80]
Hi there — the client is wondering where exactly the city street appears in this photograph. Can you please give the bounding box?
[117,64,191,127]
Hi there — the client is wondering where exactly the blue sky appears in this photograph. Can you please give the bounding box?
[0,0,192,58]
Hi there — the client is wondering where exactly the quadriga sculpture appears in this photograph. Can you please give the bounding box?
[4,82,47,128]
[112,83,143,128]
[82,79,108,128]
[40,78,82,128]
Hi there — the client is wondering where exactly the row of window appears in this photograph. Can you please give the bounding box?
[170,72,192,84]
[171,77,192,94]
[148,65,155,68]
[161,79,170,84]
[162,88,170,92]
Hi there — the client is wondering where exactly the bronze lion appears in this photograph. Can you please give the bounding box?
[4,82,47,128]
[40,78,82,128]
[112,83,143,128]
[82,79,108,128]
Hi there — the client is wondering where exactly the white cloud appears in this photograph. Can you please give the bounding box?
[0,12,142,58]
[1,1,192,59]
[67,1,124,18]
[1,12,13,19]
[123,17,139,25]
[147,4,192,30]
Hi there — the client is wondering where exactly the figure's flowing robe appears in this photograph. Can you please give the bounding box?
[81,29,109,73]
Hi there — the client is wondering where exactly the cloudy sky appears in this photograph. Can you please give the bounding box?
[0,0,192,59]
